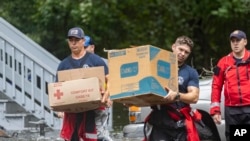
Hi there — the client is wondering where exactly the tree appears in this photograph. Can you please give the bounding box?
[1,0,250,71]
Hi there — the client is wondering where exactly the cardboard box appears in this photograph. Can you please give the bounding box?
[108,45,178,107]
[48,77,101,112]
[57,66,105,83]
[48,67,105,113]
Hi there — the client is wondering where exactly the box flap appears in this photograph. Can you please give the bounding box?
[57,66,105,84]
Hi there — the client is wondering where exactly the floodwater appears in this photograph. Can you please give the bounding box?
[0,103,130,141]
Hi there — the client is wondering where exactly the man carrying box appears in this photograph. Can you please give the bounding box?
[144,36,200,141]
[57,27,110,141]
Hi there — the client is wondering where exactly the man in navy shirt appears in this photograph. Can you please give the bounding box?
[57,27,110,141]
[144,36,200,141]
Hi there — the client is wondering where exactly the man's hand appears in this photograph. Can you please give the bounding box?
[163,86,179,103]
[106,97,113,108]
[101,75,113,107]
[212,113,221,124]
[57,112,64,118]
[100,88,113,107]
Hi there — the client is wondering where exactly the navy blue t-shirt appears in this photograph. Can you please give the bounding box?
[178,64,199,93]
[171,64,199,108]
[56,52,108,81]
[56,52,108,136]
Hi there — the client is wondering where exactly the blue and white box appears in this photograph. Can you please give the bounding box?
[108,45,178,106]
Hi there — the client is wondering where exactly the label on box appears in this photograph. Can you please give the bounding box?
[48,77,101,112]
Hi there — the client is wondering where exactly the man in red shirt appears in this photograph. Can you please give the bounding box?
[210,30,250,141]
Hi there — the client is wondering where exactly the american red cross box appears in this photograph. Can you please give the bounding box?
[48,77,101,113]
[48,66,105,113]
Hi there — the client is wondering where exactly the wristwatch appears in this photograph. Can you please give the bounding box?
[174,92,180,101]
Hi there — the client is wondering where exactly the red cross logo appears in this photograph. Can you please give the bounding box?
[54,89,63,100]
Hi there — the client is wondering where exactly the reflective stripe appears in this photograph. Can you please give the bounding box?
[210,102,220,108]
[85,133,97,139]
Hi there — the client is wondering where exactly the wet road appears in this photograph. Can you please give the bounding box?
[0,129,126,141]
[0,103,129,141]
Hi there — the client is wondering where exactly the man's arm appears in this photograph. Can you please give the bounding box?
[178,86,199,104]
[164,86,199,104]
[101,74,112,107]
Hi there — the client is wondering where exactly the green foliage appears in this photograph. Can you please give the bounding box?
[1,0,250,72]
[212,0,250,18]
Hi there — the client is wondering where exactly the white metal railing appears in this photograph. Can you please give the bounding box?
[0,17,62,130]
